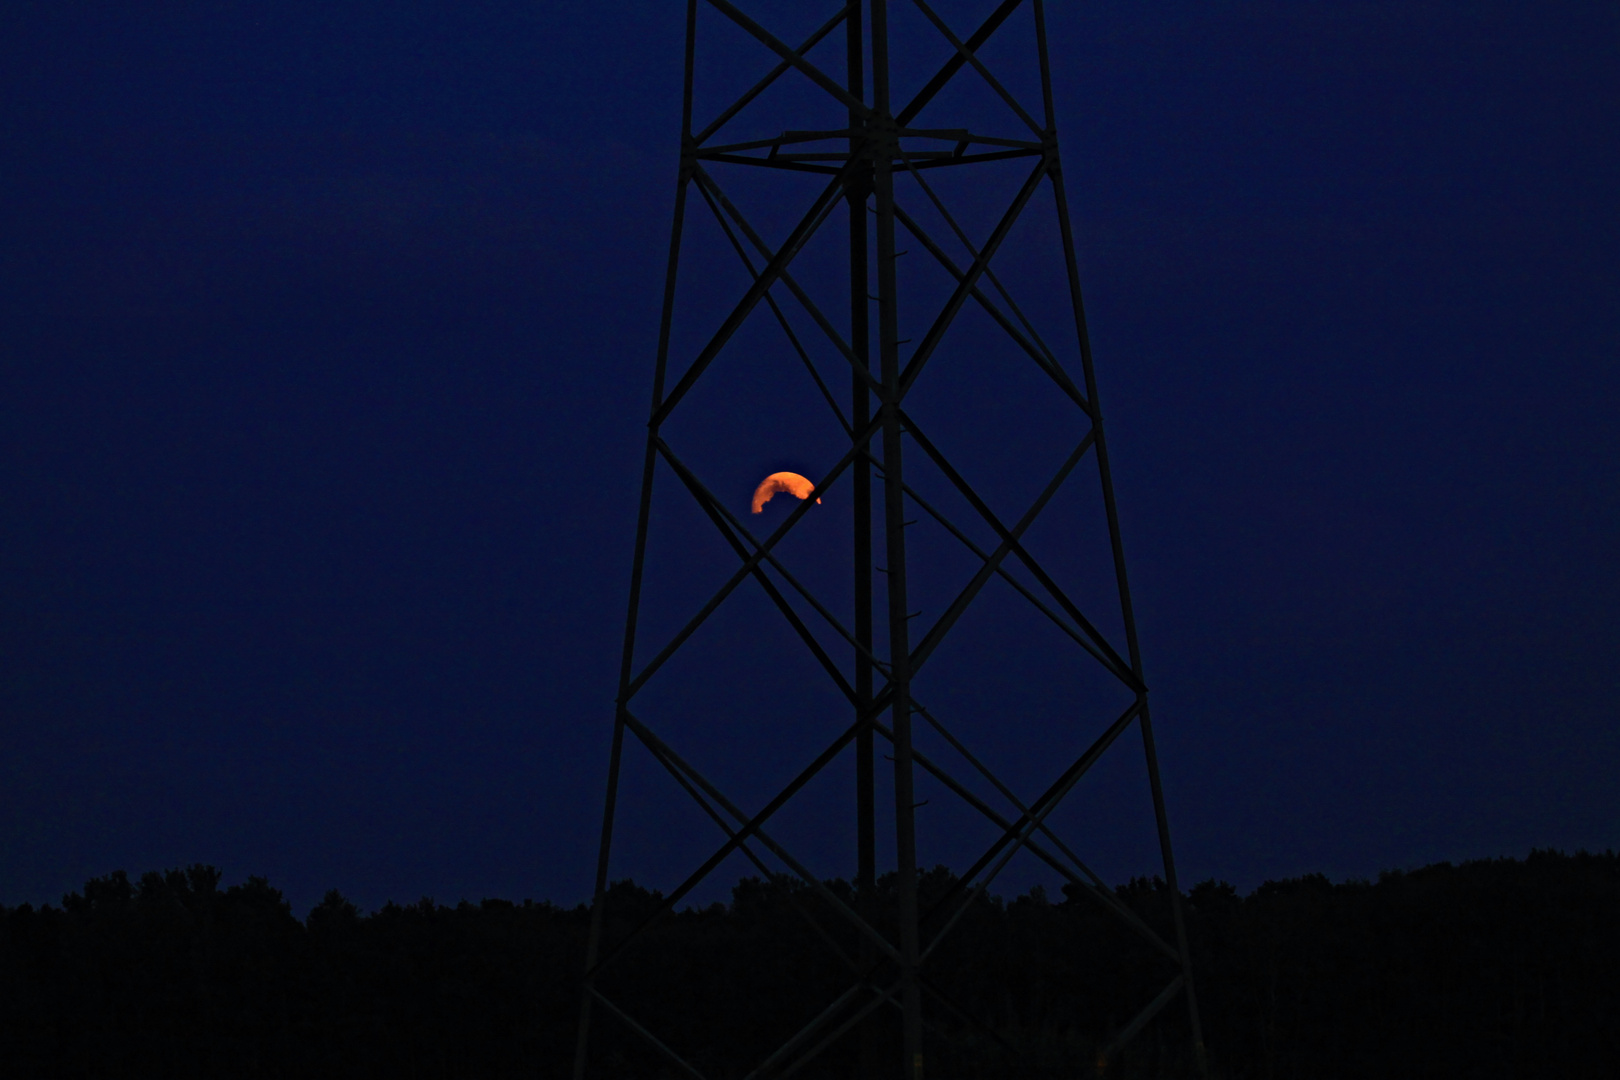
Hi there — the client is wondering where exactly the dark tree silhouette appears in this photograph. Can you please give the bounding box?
[2,851,1616,1077]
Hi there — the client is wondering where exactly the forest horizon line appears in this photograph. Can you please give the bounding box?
[11,845,1614,923]
[4,847,1615,1076]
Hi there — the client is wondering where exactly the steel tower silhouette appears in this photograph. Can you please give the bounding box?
[574,2,1204,1076]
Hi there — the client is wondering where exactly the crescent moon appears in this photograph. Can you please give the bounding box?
[751,471,823,514]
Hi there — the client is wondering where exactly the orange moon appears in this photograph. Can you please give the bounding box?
[751,471,822,514]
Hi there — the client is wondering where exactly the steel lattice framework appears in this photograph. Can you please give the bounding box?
[575,2,1205,1076]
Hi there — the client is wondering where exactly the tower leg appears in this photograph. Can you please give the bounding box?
[572,7,698,1076]
[1038,1,1208,1053]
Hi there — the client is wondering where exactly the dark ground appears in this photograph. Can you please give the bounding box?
[3,848,1616,1078]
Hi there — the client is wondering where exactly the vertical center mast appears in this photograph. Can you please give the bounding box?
[845,5,881,1075]
[869,2,924,1075]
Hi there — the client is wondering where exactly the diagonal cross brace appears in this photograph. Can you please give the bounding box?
[654,438,861,701]
[887,198,1088,414]
[921,697,1146,963]
[919,697,1145,930]
[908,429,1095,673]
[871,453,1125,677]
[587,986,710,1080]
[655,438,889,685]
[904,704,1180,959]
[584,712,865,980]
[910,0,1044,136]
[651,165,855,429]
[766,978,903,1080]
[624,407,883,701]
[740,981,878,1080]
[1101,974,1189,1068]
[704,0,870,119]
[896,0,1026,126]
[896,156,1050,399]
[692,165,887,403]
[690,177,853,436]
[894,147,1073,388]
[867,709,1178,961]
[620,710,898,965]
[694,3,856,144]
[900,409,1142,689]
[633,706,860,974]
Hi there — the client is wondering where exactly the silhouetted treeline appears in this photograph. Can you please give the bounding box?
[1,850,1616,1077]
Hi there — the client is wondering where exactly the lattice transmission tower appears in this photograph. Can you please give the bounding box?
[574,2,1205,1076]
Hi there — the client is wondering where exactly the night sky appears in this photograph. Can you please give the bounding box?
[2,1,1616,917]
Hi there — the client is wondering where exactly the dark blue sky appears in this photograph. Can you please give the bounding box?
[2,1,1616,915]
